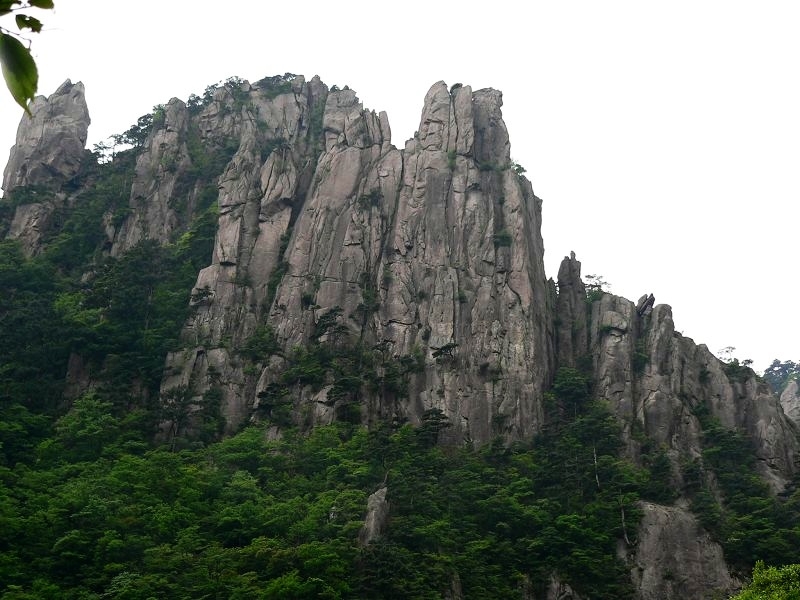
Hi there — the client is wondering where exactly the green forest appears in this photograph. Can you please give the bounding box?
[1,99,800,598]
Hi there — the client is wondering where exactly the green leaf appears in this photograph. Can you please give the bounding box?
[0,32,38,114]
[15,14,43,33]
[0,1,18,18]
[28,0,55,8]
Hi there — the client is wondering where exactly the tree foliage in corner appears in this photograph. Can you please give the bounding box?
[0,0,54,113]
[731,562,800,600]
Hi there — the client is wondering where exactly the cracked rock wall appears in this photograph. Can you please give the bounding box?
[554,253,798,599]
[163,80,555,443]
[2,80,90,256]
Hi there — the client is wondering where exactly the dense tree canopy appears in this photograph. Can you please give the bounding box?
[731,562,800,600]
[0,365,649,598]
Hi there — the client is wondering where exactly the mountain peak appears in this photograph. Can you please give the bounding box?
[2,79,90,194]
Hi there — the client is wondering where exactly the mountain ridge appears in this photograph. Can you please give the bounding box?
[2,74,798,599]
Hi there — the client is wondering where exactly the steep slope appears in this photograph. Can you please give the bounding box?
[107,98,193,256]
[781,380,800,426]
[556,253,797,488]
[1,79,90,256]
[161,79,554,445]
[2,79,90,193]
[374,83,553,444]
[555,253,798,598]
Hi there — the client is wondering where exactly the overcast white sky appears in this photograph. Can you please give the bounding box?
[1,1,798,371]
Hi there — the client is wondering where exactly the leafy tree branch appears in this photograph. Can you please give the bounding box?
[0,0,54,113]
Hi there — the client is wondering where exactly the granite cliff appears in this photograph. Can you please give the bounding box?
[154,78,554,447]
[2,75,797,599]
[2,79,90,256]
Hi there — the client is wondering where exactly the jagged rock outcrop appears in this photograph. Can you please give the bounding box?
[581,289,798,492]
[2,80,91,255]
[164,79,555,443]
[555,252,588,367]
[358,486,389,546]
[157,72,796,495]
[550,252,798,598]
[109,98,192,255]
[781,380,800,426]
[269,85,398,351]
[632,502,737,599]
[2,79,90,193]
[372,82,553,443]
[161,75,329,428]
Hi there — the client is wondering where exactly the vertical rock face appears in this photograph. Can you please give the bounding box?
[562,286,795,599]
[373,82,553,443]
[164,80,555,443]
[583,293,797,491]
[555,253,588,367]
[633,502,737,599]
[162,75,329,429]
[551,252,798,598]
[270,86,399,351]
[2,79,91,193]
[781,380,800,426]
[358,486,389,546]
[109,98,192,256]
[2,80,91,256]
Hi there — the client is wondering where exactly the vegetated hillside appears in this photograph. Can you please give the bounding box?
[1,75,798,599]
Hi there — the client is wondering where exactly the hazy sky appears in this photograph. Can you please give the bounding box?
[1,1,798,371]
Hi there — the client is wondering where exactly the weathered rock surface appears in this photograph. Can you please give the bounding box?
[555,252,588,367]
[270,85,398,352]
[358,486,389,546]
[632,502,737,599]
[4,195,66,256]
[2,80,90,255]
[580,287,798,492]
[371,82,553,444]
[550,252,797,598]
[162,75,329,429]
[155,74,796,507]
[2,79,90,193]
[109,98,192,256]
[781,379,800,426]
[163,79,554,443]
